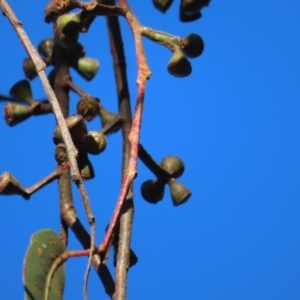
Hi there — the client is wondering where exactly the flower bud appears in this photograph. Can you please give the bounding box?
[160,156,185,178]
[77,152,95,180]
[182,0,210,12]
[180,10,201,22]
[38,38,55,57]
[54,144,68,165]
[168,178,191,206]
[152,0,174,13]
[141,179,165,204]
[75,58,100,81]
[167,50,192,77]
[68,42,85,66]
[22,58,37,80]
[83,131,107,155]
[182,34,204,58]
[180,0,210,22]
[9,80,35,105]
[53,114,87,145]
[181,0,201,11]
[55,13,81,48]
[77,96,100,121]
[4,103,35,126]
[99,106,121,134]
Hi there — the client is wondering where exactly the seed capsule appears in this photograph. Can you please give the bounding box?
[141,179,165,204]
[167,50,192,77]
[83,131,107,155]
[160,156,185,178]
[182,34,204,58]
[168,178,191,206]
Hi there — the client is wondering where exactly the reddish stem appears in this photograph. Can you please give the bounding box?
[98,0,151,254]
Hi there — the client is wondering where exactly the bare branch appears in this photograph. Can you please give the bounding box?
[106,6,134,299]
[98,4,151,293]
[0,0,81,182]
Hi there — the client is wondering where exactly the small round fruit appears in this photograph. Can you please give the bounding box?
[141,179,165,204]
[83,131,107,155]
[160,156,185,178]
[167,50,192,77]
[182,34,204,58]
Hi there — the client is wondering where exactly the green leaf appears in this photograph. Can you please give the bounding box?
[23,229,66,300]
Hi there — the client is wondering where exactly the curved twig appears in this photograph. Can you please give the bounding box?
[98,2,151,288]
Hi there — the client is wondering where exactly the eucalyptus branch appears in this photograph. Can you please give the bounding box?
[0,0,81,183]
[106,5,134,299]
[98,0,151,260]
[0,0,209,298]
[138,143,170,183]
[80,1,126,18]
[141,26,181,52]
[33,102,53,115]
[0,169,62,199]
[59,173,115,298]
[45,249,91,300]
[26,169,62,195]
[53,42,95,300]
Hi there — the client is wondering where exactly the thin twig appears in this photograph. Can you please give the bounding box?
[0,0,80,182]
[67,79,89,97]
[59,171,115,297]
[138,144,170,183]
[98,0,151,271]
[26,169,62,195]
[106,6,134,299]
[53,42,95,300]
[0,94,15,101]
[0,6,96,256]
[44,249,91,300]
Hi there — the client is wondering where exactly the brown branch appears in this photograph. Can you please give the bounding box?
[0,0,81,183]
[106,5,134,299]
[53,42,95,300]
[98,3,151,293]
[26,169,62,195]
[59,172,115,298]
[138,144,170,183]
[32,102,53,115]
[67,79,89,97]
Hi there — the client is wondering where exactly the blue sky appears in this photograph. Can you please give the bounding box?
[1,1,300,299]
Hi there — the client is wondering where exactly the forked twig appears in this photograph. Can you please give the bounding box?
[44,249,91,300]
[0,2,96,299]
[0,0,80,182]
